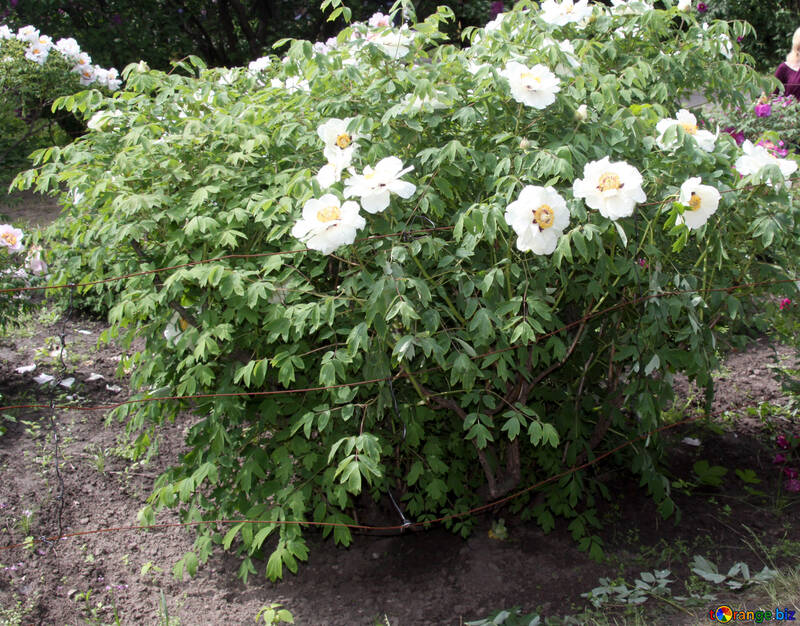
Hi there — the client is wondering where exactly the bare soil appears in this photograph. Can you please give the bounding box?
[1,308,799,625]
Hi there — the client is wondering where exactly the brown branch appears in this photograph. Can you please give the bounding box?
[418,384,499,499]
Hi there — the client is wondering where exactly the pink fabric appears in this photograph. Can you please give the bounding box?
[775,62,800,99]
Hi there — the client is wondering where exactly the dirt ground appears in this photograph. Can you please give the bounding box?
[0,308,799,625]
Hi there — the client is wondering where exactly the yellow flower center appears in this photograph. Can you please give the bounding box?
[597,172,622,192]
[1,232,17,247]
[335,133,352,149]
[520,71,542,87]
[364,169,377,180]
[680,122,697,135]
[317,205,341,223]
[179,317,189,331]
[533,204,555,230]
[688,192,702,211]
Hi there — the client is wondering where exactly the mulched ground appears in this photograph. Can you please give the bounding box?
[1,307,799,625]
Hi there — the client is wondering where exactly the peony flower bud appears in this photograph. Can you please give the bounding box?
[575,104,588,121]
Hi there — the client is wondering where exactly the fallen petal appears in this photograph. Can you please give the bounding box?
[34,374,55,385]
[85,373,105,382]
[105,384,122,393]
[59,377,75,389]
[15,364,36,374]
[682,437,701,447]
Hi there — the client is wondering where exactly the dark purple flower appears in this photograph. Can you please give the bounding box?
[490,1,504,19]
[697,2,707,12]
[777,434,790,450]
[736,36,743,43]
[755,102,772,117]
[723,127,746,145]
[786,478,800,493]
[774,453,786,464]
[784,467,799,479]
[110,13,123,25]
[10,0,18,7]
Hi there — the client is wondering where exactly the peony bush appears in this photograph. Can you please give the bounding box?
[15,0,800,580]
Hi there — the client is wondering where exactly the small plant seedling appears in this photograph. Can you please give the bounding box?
[255,602,294,624]
[692,460,728,487]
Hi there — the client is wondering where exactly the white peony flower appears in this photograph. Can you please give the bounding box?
[572,156,646,220]
[504,185,570,254]
[344,156,416,214]
[270,75,310,93]
[105,68,122,91]
[499,61,560,109]
[575,103,588,121]
[702,23,733,59]
[368,12,392,28]
[78,65,96,86]
[656,109,716,152]
[315,162,343,189]
[401,91,450,113]
[72,52,92,73]
[0,25,13,40]
[164,313,191,344]
[16,25,39,43]
[317,118,358,170]
[87,109,124,131]
[676,177,720,230]
[734,140,798,186]
[25,244,47,275]
[539,0,593,27]
[609,0,653,15]
[0,224,24,252]
[55,37,81,60]
[36,34,52,49]
[24,43,49,65]
[248,56,271,72]
[677,0,691,10]
[368,26,413,58]
[291,194,366,255]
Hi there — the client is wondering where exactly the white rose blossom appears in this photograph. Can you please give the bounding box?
[291,194,366,255]
[676,177,720,230]
[499,61,560,109]
[504,185,570,255]
[344,156,416,214]
[734,140,798,186]
[677,0,692,10]
[0,25,14,40]
[539,0,593,27]
[656,109,716,153]
[572,156,647,220]
[0,224,24,252]
[317,118,359,170]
